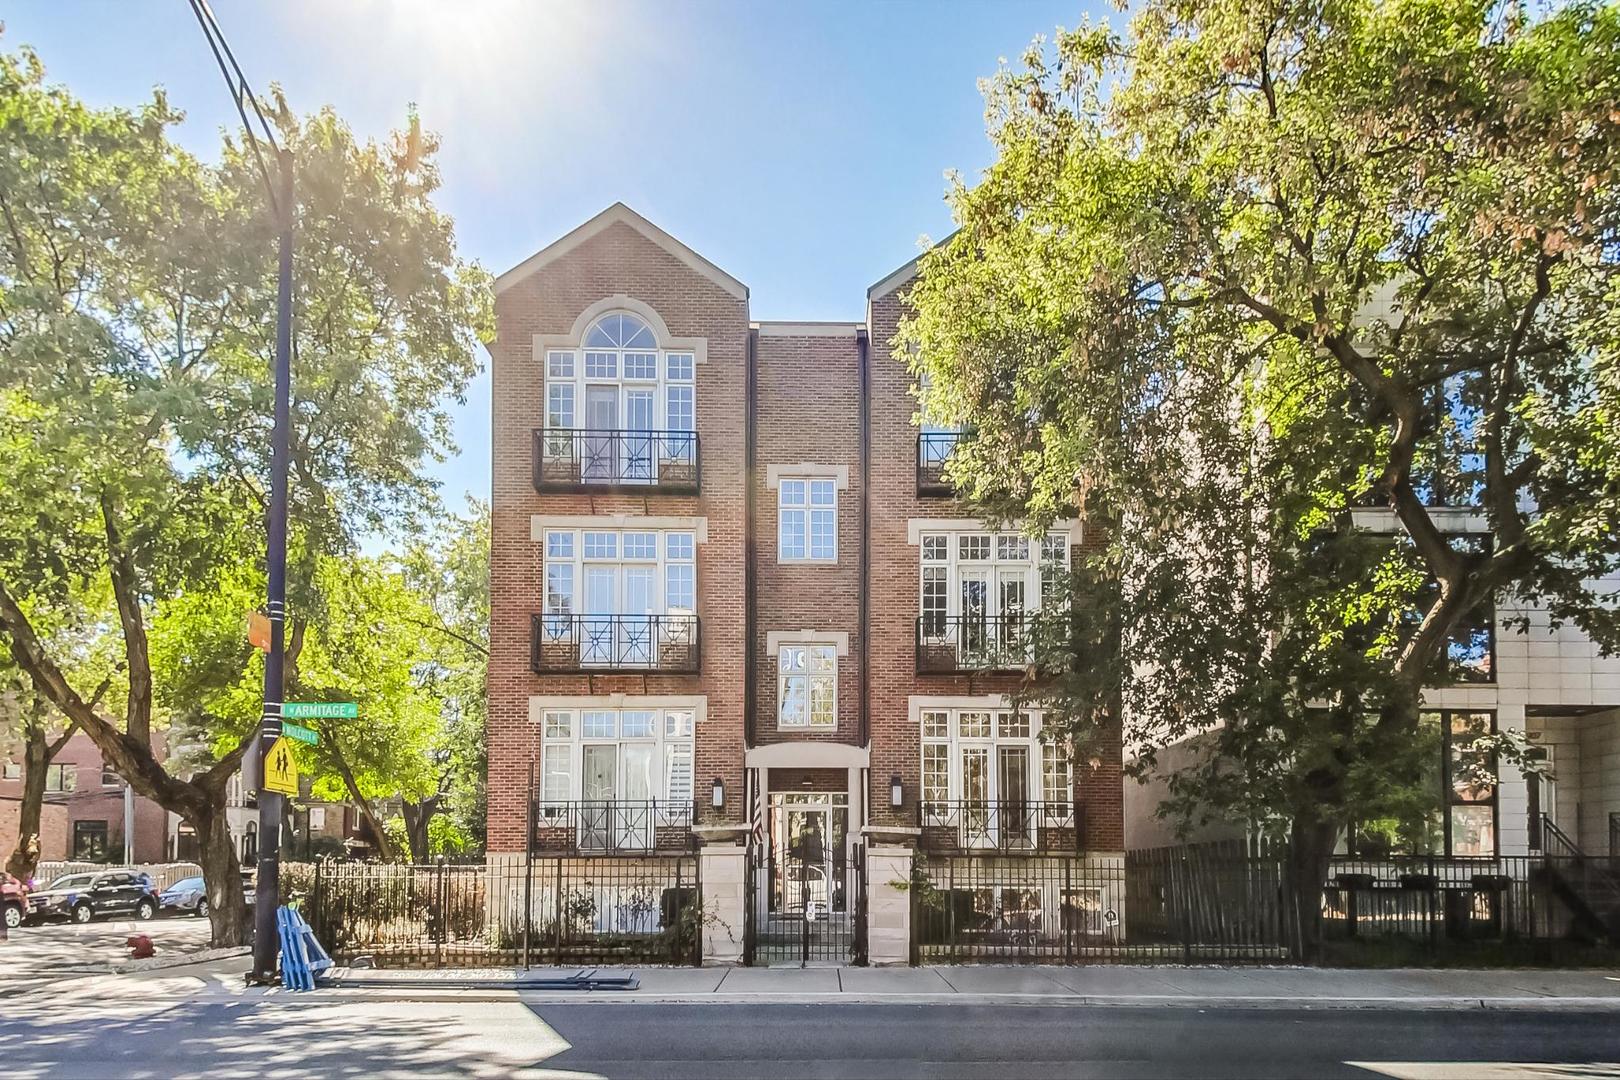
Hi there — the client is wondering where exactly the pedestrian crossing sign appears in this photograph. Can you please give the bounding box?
[263,736,299,796]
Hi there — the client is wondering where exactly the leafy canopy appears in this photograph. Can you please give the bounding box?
[903,0,1620,840]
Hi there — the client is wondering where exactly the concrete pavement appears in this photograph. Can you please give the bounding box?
[320,963,1620,1010]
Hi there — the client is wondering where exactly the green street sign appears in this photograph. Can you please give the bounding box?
[280,721,320,746]
[283,701,357,720]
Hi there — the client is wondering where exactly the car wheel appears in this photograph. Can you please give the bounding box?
[72,902,94,924]
[197,899,209,920]
[2,903,20,929]
[135,899,156,921]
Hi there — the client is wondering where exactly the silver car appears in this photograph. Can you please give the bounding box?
[159,875,209,918]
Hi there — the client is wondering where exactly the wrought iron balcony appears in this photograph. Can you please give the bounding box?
[916,614,1034,674]
[917,431,962,496]
[530,799,698,855]
[531,613,701,674]
[918,799,1081,852]
[532,428,700,493]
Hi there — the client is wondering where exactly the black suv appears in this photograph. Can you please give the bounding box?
[27,870,159,924]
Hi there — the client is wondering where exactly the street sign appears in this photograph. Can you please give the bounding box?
[280,721,320,746]
[263,736,299,796]
[283,702,357,720]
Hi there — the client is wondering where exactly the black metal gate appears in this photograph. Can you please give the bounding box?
[745,838,866,966]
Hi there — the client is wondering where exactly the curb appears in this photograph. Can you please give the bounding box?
[254,985,1620,1011]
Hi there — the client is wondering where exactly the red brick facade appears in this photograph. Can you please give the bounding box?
[487,204,1124,856]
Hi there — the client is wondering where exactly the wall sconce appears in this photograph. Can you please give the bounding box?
[711,777,725,810]
[890,774,904,809]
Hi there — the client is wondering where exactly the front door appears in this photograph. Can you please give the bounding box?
[748,792,864,966]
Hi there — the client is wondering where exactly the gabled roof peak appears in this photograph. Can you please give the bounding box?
[496,202,748,301]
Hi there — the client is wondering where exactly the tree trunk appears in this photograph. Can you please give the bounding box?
[401,794,442,863]
[4,725,50,881]
[194,806,251,947]
[1287,816,1339,963]
[329,746,397,863]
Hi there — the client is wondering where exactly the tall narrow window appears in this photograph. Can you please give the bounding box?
[779,476,837,562]
[779,644,837,728]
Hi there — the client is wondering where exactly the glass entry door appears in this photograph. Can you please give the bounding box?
[770,793,849,917]
[582,386,619,482]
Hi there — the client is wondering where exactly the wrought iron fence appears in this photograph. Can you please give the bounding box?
[916,431,961,496]
[915,614,1033,673]
[530,613,700,674]
[532,800,698,855]
[532,428,699,492]
[295,856,703,969]
[918,800,1080,853]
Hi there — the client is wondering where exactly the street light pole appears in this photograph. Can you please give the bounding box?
[250,149,295,984]
[185,0,296,986]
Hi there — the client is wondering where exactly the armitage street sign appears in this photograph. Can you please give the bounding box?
[283,702,357,720]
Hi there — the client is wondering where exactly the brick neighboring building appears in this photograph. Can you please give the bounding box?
[488,204,1124,964]
[1,732,168,866]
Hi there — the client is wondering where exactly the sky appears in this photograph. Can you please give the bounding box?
[5,0,1099,511]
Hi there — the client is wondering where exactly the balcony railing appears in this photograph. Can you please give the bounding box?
[916,431,961,496]
[532,428,699,493]
[531,613,700,674]
[531,799,698,855]
[916,614,1034,674]
[919,799,1080,852]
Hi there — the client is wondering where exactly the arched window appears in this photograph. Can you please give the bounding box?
[584,313,658,351]
[541,309,697,487]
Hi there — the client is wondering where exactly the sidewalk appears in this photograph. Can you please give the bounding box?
[319,963,1620,1010]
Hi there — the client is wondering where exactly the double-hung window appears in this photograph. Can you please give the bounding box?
[779,478,837,562]
[920,707,1071,848]
[539,707,696,850]
[778,644,837,729]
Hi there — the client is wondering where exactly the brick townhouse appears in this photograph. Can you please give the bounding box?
[488,204,1124,965]
[1,731,168,866]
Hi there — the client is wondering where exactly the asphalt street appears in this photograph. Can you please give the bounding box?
[1,995,1617,1079]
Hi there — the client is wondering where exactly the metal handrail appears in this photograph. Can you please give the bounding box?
[530,613,700,674]
[918,799,1080,852]
[916,431,961,495]
[1540,813,1586,860]
[915,614,1035,673]
[532,428,700,493]
[530,799,698,855]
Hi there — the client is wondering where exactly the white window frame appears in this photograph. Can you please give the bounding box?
[545,312,696,435]
[778,476,838,563]
[777,643,838,730]
[919,706,1072,845]
[537,706,696,812]
[918,529,1069,622]
[542,528,697,619]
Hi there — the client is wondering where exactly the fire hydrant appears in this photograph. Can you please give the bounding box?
[126,934,155,960]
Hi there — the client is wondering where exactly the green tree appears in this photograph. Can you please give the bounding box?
[0,46,491,943]
[396,499,488,860]
[904,0,1620,953]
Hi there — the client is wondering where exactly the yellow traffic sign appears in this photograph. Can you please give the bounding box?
[263,736,299,796]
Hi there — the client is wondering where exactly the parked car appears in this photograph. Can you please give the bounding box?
[159,872,256,919]
[159,876,208,918]
[27,870,159,924]
[1,872,28,929]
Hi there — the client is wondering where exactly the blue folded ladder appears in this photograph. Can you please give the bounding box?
[277,905,333,991]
